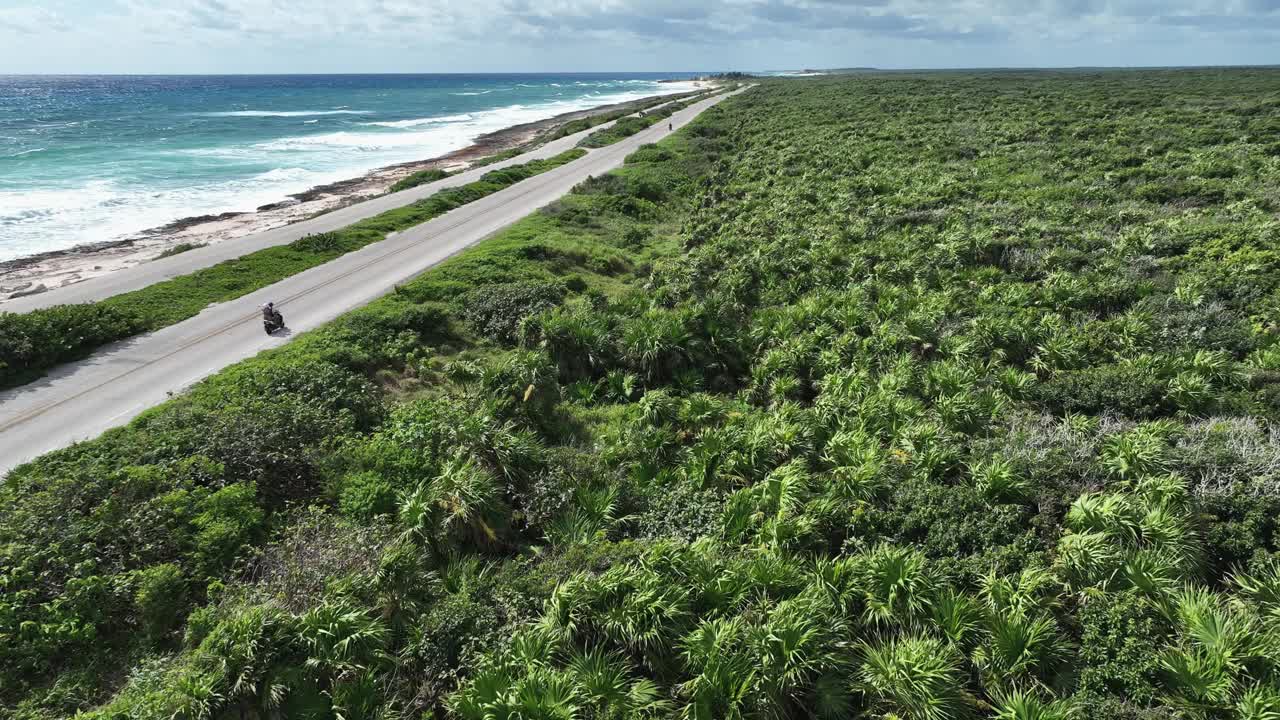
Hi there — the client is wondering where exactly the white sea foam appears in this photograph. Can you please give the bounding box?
[0,166,358,261]
[362,113,474,129]
[251,85,685,158]
[200,109,371,117]
[257,167,311,181]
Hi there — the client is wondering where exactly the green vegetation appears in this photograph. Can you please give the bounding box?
[0,148,587,389]
[578,114,661,149]
[460,91,707,175]
[542,91,700,142]
[8,69,1280,720]
[577,93,713,149]
[470,147,523,168]
[388,167,450,193]
[154,242,206,260]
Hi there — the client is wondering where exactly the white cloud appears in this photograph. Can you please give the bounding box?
[1,0,1277,72]
[80,0,1280,45]
[0,6,71,34]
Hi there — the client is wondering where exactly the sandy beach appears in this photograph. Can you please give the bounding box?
[0,87,707,300]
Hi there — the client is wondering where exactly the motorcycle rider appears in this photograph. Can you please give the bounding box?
[261,301,285,334]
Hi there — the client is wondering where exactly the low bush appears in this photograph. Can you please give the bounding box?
[337,470,397,521]
[154,242,206,259]
[289,231,348,253]
[578,114,661,148]
[0,304,144,388]
[389,167,450,193]
[131,563,187,642]
[1075,590,1168,705]
[459,280,567,344]
[1037,362,1175,418]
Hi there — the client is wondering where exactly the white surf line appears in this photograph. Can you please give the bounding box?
[0,90,710,313]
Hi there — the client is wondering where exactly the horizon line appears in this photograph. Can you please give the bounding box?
[2,63,1279,77]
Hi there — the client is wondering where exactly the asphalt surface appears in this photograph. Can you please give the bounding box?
[0,89,742,476]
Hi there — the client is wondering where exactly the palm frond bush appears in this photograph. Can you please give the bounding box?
[859,635,971,720]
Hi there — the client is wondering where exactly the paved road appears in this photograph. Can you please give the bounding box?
[2,95,687,313]
[0,89,743,476]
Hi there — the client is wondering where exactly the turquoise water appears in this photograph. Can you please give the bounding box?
[0,73,700,262]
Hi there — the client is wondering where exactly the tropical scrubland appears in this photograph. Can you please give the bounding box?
[5,69,1280,719]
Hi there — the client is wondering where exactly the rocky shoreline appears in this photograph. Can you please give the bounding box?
[0,89,705,299]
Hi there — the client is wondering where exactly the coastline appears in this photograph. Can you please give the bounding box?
[0,87,708,300]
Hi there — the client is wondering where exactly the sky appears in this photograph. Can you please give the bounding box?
[0,0,1278,74]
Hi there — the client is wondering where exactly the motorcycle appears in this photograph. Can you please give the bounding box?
[263,310,285,335]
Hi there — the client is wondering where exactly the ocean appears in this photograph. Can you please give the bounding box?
[0,73,701,263]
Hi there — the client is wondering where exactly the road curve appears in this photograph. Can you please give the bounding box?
[1,94,687,312]
[0,89,744,476]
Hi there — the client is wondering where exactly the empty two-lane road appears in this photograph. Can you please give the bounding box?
[0,88,745,476]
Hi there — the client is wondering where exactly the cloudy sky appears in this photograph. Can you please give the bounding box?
[1,0,1278,74]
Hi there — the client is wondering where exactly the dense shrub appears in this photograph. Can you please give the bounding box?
[1036,362,1173,418]
[337,470,397,521]
[459,281,567,344]
[1132,295,1257,356]
[389,167,450,193]
[131,563,187,642]
[625,142,675,164]
[0,305,144,387]
[1075,590,1168,706]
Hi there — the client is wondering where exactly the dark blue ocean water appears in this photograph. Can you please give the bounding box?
[0,73,700,261]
